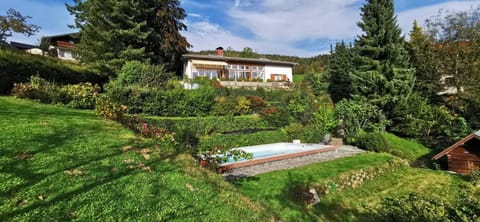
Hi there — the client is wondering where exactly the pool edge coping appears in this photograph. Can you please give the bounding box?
[219,145,338,171]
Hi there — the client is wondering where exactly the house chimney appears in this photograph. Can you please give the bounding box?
[215,47,224,57]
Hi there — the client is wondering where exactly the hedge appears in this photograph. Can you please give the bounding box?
[125,114,276,135]
[197,129,285,151]
[0,47,107,94]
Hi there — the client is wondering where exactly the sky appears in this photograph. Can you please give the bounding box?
[2,0,480,57]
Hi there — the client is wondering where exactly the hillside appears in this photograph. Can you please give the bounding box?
[0,97,273,221]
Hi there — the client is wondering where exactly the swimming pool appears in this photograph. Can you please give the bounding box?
[220,142,334,169]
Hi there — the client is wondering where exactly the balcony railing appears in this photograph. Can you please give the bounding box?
[56,41,75,49]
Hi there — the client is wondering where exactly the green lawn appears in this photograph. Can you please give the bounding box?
[0,97,273,221]
[383,132,432,161]
[234,153,396,221]
[235,152,471,222]
[316,168,467,221]
[293,75,304,83]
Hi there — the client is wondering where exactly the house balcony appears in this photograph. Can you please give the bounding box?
[56,41,75,49]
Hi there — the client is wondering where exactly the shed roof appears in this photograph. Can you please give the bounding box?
[432,130,480,160]
[182,54,298,67]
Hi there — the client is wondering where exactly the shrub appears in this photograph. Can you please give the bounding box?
[335,99,389,142]
[116,61,172,88]
[0,47,105,94]
[11,82,38,99]
[281,123,327,143]
[62,82,100,109]
[379,190,480,222]
[11,76,63,104]
[124,115,274,137]
[283,123,305,141]
[247,96,266,112]
[312,103,337,133]
[355,131,390,153]
[95,95,127,120]
[260,106,292,128]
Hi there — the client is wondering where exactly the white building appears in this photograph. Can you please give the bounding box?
[182,47,296,84]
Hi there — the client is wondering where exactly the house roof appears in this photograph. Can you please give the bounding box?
[9,41,38,50]
[182,54,298,67]
[43,32,79,39]
[432,130,480,160]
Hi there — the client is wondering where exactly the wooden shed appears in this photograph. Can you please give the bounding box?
[433,130,480,175]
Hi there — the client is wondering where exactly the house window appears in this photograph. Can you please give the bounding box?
[225,64,265,81]
[270,74,287,81]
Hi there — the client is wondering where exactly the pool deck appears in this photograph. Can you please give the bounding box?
[222,145,365,178]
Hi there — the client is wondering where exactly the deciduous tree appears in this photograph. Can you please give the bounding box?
[0,8,40,43]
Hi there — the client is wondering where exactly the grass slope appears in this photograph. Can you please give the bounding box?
[236,152,470,222]
[235,153,396,221]
[0,97,272,221]
[317,168,467,221]
[383,132,431,161]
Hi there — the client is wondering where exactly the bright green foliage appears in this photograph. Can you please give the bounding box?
[67,0,190,75]
[379,191,480,222]
[355,131,390,153]
[0,47,105,94]
[0,8,40,43]
[408,20,441,102]
[11,76,100,109]
[312,103,337,133]
[382,132,431,161]
[302,72,328,97]
[116,61,172,88]
[326,41,355,102]
[335,99,389,142]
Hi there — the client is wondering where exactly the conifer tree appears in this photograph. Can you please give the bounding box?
[326,41,355,103]
[351,0,415,118]
[67,0,190,75]
[408,20,441,102]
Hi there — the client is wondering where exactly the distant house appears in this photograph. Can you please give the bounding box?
[42,32,80,61]
[433,130,480,174]
[182,47,296,88]
[8,41,43,55]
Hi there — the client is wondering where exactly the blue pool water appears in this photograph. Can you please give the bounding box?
[222,142,327,164]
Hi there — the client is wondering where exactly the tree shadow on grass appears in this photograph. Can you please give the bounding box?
[0,156,178,220]
[0,120,128,197]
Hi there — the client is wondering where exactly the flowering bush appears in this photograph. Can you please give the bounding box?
[94,96,127,120]
[11,82,38,99]
[62,82,101,109]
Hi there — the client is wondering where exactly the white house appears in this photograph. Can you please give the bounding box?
[182,47,296,83]
[42,33,79,61]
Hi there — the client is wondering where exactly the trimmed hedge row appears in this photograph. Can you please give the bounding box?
[198,129,285,151]
[0,47,107,94]
[126,114,276,135]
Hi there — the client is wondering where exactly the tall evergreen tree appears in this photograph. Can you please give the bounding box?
[355,0,409,77]
[326,41,355,103]
[351,0,415,118]
[67,0,190,75]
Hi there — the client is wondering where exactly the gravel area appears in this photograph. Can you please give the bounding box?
[223,145,365,178]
